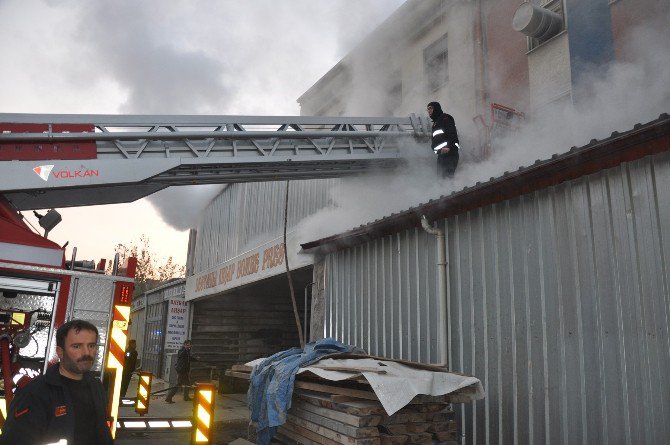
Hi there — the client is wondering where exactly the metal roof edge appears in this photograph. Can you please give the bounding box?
[144,277,186,295]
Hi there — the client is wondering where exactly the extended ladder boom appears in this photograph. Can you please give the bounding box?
[0,113,430,210]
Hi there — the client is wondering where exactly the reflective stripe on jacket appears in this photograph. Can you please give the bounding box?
[431,113,459,153]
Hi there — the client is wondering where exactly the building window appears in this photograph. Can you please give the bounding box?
[528,0,565,50]
[424,33,448,92]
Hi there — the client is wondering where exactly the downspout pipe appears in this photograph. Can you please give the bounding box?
[421,215,448,368]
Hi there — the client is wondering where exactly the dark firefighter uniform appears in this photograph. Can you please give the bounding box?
[428,101,460,177]
[165,344,198,402]
[0,364,113,445]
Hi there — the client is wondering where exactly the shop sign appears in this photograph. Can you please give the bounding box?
[164,299,189,350]
[185,232,312,301]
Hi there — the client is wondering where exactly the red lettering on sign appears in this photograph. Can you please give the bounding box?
[262,243,285,270]
[52,169,99,179]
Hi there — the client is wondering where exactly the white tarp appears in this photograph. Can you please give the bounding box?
[247,356,485,415]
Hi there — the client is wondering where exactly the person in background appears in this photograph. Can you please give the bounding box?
[0,320,113,445]
[165,339,199,403]
[120,338,138,397]
[428,101,461,178]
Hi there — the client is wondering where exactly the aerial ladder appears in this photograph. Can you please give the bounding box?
[0,113,430,210]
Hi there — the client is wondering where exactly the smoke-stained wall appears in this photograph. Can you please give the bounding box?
[483,0,530,112]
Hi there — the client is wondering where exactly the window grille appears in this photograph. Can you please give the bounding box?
[424,33,448,92]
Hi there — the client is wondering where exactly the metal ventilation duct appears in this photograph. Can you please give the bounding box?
[512,2,563,41]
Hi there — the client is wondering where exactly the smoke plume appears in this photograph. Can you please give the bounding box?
[295,8,670,246]
[64,0,405,229]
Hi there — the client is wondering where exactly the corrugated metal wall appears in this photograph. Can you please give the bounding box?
[193,179,337,274]
[323,152,670,444]
[325,228,441,363]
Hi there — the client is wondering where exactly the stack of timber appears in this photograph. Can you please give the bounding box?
[228,363,469,445]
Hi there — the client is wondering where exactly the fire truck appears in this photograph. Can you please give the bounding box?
[0,113,427,439]
[0,193,136,438]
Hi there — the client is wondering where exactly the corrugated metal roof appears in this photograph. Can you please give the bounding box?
[302,112,670,253]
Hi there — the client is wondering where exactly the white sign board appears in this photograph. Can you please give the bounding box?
[185,232,313,301]
[164,299,190,350]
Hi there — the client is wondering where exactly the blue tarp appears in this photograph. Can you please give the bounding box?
[247,338,363,445]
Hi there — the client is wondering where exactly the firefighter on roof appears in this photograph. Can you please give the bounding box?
[428,101,460,178]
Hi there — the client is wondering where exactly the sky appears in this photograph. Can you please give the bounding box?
[0,0,405,267]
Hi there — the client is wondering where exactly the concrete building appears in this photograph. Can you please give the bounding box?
[298,0,666,154]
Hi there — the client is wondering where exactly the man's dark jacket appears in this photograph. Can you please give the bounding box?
[175,346,194,374]
[429,101,459,154]
[0,364,113,445]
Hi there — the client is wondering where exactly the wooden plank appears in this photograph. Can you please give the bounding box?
[379,434,408,445]
[444,394,472,404]
[405,423,431,433]
[276,426,323,445]
[308,365,387,374]
[231,364,253,372]
[281,422,341,445]
[292,399,382,427]
[381,423,430,435]
[289,407,379,438]
[294,381,379,401]
[287,414,380,445]
[403,431,432,444]
[409,403,448,413]
[294,390,386,416]
[381,412,427,424]
[427,421,458,433]
[382,425,406,435]
[226,370,252,380]
[408,394,449,404]
[453,384,478,394]
[424,411,455,422]
[331,395,369,403]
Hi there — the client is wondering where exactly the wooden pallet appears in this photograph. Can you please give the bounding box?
[229,361,465,444]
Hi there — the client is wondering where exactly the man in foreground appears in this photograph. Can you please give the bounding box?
[0,319,113,445]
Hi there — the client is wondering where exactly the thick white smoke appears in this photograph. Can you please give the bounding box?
[7,0,404,231]
[295,9,670,247]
